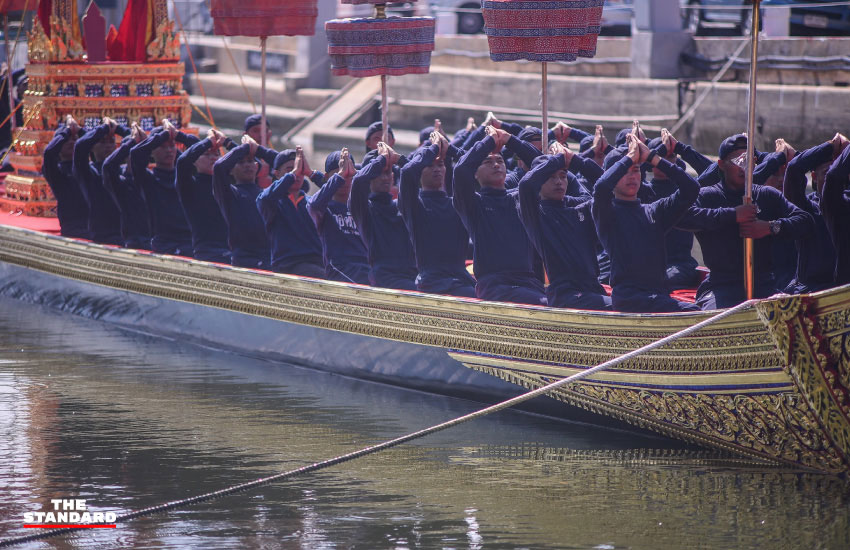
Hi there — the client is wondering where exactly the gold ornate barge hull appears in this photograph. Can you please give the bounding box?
[1,224,849,475]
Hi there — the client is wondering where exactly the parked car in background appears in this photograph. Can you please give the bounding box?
[681,1,850,36]
[680,0,754,35]
[788,1,850,36]
[428,0,636,35]
[600,0,634,35]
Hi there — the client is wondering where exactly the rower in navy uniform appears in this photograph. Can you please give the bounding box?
[130,119,197,255]
[592,133,701,313]
[243,114,274,189]
[256,147,325,278]
[212,135,272,269]
[399,131,476,297]
[518,141,611,310]
[72,117,126,245]
[644,129,709,289]
[349,142,418,290]
[307,149,371,284]
[822,134,850,286]
[678,133,815,309]
[453,125,547,305]
[42,115,90,239]
[781,133,846,293]
[175,128,231,263]
[102,123,152,249]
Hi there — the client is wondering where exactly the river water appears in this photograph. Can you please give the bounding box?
[0,295,848,549]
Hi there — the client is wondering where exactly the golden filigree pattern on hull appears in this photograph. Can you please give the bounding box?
[1,227,849,473]
[467,363,845,473]
[757,295,850,470]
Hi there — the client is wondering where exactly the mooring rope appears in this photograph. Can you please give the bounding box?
[0,299,759,548]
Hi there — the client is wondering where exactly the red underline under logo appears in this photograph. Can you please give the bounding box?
[24,523,115,529]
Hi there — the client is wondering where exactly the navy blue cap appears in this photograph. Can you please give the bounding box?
[718,133,747,160]
[273,149,296,172]
[366,122,394,141]
[603,147,627,171]
[615,128,632,147]
[579,135,594,153]
[517,127,543,143]
[362,148,380,165]
[244,114,268,133]
[360,148,400,180]
[324,150,355,173]
[419,126,434,145]
[530,155,560,175]
[325,151,341,173]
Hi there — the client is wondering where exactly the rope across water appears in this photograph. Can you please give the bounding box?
[0,299,759,548]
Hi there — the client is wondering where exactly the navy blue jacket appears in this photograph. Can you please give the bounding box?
[349,155,418,288]
[453,135,539,283]
[212,143,272,269]
[102,136,152,249]
[307,173,369,282]
[256,171,323,271]
[782,142,837,291]
[175,138,230,262]
[592,156,699,300]
[72,124,123,244]
[130,130,196,255]
[679,180,815,299]
[519,154,606,299]
[653,140,714,177]
[43,127,90,238]
[399,142,474,293]
[822,144,850,285]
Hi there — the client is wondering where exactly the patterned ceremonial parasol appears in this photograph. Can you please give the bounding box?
[209,0,319,145]
[481,0,603,150]
[326,1,435,144]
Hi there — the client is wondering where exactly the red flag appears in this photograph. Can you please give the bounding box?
[37,0,51,36]
[107,0,151,62]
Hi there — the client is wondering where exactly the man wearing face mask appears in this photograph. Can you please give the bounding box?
[130,120,198,255]
[349,141,418,290]
[678,133,815,310]
[212,135,272,269]
[399,131,476,297]
[592,134,701,313]
[72,117,127,245]
[102,123,152,250]
[453,126,546,305]
[518,141,610,310]
[174,128,231,263]
[43,115,90,239]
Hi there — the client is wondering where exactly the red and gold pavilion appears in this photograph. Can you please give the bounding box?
[0,0,190,217]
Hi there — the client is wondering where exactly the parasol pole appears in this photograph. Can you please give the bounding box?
[260,36,267,146]
[541,61,548,152]
[4,13,15,132]
[380,75,388,143]
[743,0,761,300]
[376,3,388,143]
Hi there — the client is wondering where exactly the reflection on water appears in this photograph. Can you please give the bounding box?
[0,296,848,549]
